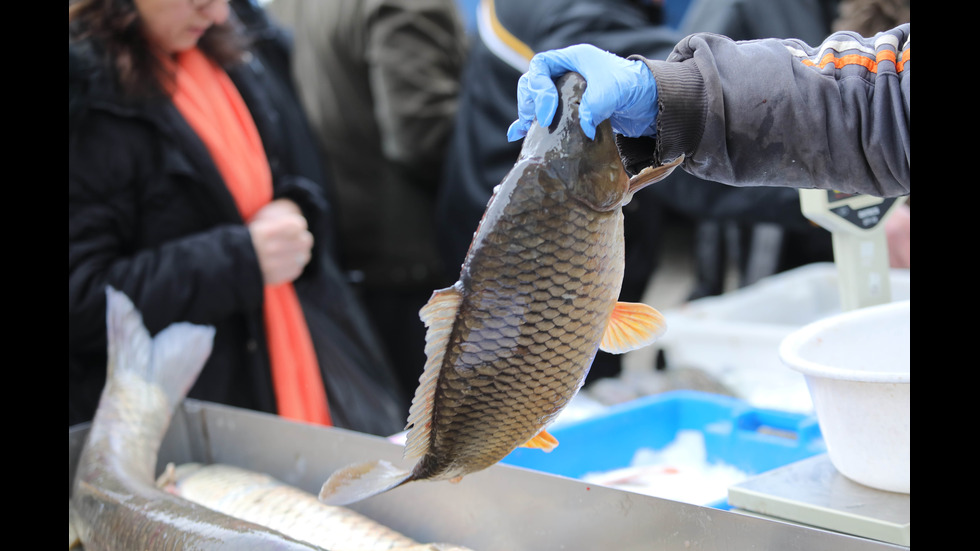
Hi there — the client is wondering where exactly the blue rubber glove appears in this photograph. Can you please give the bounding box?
[507,44,659,141]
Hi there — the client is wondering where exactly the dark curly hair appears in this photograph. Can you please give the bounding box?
[69,0,247,99]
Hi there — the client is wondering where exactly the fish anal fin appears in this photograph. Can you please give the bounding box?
[520,429,559,452]
[319,460,412,506]
[404,285,463,462]
[599,301,667,354]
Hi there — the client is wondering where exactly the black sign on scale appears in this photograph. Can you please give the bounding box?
[824,191,899,230]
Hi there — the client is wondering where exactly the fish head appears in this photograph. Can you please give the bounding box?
[521,72,632,213]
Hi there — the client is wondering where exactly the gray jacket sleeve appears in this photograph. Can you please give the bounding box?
[618,24,910,197]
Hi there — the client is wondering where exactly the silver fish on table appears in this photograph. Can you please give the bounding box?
[320,72,679,507]
[68,287,327,550]
[163,462,474,551]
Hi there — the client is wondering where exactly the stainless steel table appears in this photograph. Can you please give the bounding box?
[69,399,908,551]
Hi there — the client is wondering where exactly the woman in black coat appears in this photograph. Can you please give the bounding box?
[69,0,407,435]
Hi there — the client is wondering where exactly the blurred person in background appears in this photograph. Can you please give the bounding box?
[264,0,469,405]
[69,0,407,435]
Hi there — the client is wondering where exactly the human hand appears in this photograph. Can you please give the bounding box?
[248,199,314,286]
[506,44,659,141]
[885,202,909,268]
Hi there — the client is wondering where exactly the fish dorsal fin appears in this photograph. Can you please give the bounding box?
[521,429,559,452]
[404,284,463,461]
[599,301,667,354]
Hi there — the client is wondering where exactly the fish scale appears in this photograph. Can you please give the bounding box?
[425,186,620,476]
[320,72,679,506]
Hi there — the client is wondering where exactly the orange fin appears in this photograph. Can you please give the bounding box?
[520,430,559,452]
[599,301,667,354]
[404,284,463,461]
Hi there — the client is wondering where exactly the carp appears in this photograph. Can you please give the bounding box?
[68,288,326,550]
[320,72,679,506]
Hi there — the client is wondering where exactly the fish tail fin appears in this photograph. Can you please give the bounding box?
[318,460,413,506]
[599,301,667,354]
[105,286,215,412]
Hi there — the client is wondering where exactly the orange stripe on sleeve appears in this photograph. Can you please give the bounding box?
[801,49,906,74]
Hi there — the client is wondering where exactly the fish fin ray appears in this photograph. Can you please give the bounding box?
[69,500,81,548]
[404,285,462,461]
[319,460,412,506]
[627,155,685,194]
[599,301,667,354]
[520,429,559,452]
[155,463,177,490]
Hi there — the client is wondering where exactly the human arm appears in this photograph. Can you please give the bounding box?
[885,201,910,268]
[508,25,910,197]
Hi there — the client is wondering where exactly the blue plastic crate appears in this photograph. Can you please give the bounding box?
[501,390,825,505]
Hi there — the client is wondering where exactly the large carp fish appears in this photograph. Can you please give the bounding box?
[69,288,327,551]
[320,72,681,507]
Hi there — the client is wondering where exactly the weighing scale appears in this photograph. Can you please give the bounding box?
[725,190,910,547]
[799,190,908,311]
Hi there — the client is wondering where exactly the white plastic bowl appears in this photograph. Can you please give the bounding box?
[779,300,910,494]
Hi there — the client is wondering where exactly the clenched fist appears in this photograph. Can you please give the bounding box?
[248,199,314,286]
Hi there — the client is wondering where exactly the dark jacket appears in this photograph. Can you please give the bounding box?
[68,32,406,435]
[265,0,467,290]
[436,0,685,274]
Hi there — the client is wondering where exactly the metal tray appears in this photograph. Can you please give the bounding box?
[69,399,906,551]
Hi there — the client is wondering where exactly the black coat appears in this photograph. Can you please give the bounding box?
[68,35,407,435]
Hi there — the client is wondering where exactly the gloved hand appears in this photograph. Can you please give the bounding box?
[507,44,659,141]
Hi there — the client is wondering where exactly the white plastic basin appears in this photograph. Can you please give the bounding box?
[779,300,910,494]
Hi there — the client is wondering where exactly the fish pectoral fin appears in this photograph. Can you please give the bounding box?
[627,155,684,195]
[599,301,667,354]
[155,463,177,490]
[319,460,412,506]
[520,430,559,452]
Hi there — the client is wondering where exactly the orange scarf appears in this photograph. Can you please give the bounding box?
[171,48,331,426]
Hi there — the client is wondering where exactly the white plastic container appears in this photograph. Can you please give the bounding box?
[778,300,910,494]
[650,263,910,413]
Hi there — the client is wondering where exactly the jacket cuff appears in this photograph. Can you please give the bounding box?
[630,55,706,167]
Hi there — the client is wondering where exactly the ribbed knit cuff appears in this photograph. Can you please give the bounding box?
[633,55,706,166]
